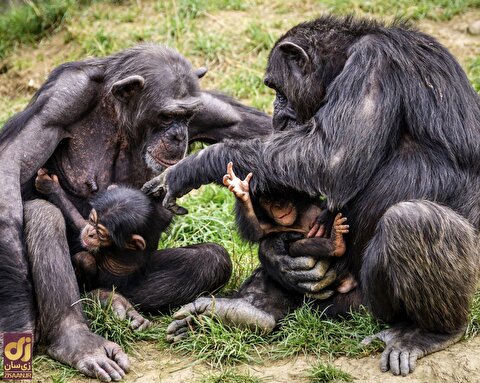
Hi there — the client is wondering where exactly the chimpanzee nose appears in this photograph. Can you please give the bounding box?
[88,232,95,238]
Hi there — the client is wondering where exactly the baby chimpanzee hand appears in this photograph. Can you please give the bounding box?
[222,162,253,202]
[35,168,61,196]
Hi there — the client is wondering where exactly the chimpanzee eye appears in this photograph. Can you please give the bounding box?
[160,113,174,125]
[97,231,107,241]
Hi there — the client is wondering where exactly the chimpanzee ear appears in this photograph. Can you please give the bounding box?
[278,41,310,72]
[127,234,146,251]
[194,67,208,79]
[111,75,145,103]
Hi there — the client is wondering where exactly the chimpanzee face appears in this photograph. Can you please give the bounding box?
[110,56,207,174]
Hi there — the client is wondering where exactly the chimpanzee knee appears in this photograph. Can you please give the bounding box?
[361,200,478,333]
[191,242,232,290]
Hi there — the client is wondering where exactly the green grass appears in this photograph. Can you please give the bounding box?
[272,305,387,358]
[82,292,167,353]
[202,368,264,383]
[172,315,269,367]
[0,0,81,59]
[467,57,480,93]
[465,289,480,339]
[308,362,353,383]
[160,185,259,292]
[320,0,479,20]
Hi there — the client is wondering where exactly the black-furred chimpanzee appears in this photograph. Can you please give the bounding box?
[144,16,480,376]
[0,43,272,381]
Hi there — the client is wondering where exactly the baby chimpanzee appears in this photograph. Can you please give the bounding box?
[223,162,357,294]
[35,169,163,329]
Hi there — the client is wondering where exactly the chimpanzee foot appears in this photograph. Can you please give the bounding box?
[361,324,464,376]
[47,326,130,382]
[166,297,276,343]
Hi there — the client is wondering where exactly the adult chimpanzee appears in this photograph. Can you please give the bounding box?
[145,16,480,376]
[0,43,271,381]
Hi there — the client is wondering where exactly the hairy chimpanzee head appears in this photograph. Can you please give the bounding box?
[82,185,161,254]
[104,44,207,173]
[264,15,380,130]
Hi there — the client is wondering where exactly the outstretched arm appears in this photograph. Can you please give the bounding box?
[144,36,401,211]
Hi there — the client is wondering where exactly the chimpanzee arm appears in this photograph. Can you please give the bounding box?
[289,237,335,259]
[234,200,265,242]
[292,213,349,258]
[145,37,402,211]
[35,169,87,232]
[188,91,272,144]
[0,66,102,326]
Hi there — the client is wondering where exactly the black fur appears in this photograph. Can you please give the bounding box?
[159,15,480,375]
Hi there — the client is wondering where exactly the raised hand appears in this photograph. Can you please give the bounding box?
[222,162,253,202]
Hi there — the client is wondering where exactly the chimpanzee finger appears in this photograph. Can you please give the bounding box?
[173,332,190,343]
[380,345,391,372]
[285,256,316,270]
[222,174,231,186]
[297,269,337,292]
[163,192,188,215]
[244,172,253,183]
[399,351,410,376]
[131,317,151,331]
[111,303,127,320]
[107,359,126,379]
[227,162,235,178]
[167,318,188,335]
[307,223,320,238]
[78,362,111,382]
[174,327,189,337]
[289,261,331,281]
[389,349,401,375]
[99,360,123,381]
[306,289,335,300]
[111,348,130,373]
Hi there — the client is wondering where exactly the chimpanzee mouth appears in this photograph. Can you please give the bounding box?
[145,151,180,172]
[278,207,293,219]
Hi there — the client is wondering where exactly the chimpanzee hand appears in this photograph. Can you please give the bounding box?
[307,208,336,238]
[141,169,189,215]
[259,233,336,295]
[222,161,253,202]
[35,168,61,196]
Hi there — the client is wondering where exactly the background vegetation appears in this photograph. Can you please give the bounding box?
[0,0,478,382]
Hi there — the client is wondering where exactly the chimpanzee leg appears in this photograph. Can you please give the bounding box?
[23,200,129,382]
[166,267,302,342]
[360,200,479,376]
[127,243,232,312]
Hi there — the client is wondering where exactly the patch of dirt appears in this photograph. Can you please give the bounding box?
[418,11,480,66]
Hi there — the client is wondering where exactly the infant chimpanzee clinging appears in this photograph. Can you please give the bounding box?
[223,162,357,294]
